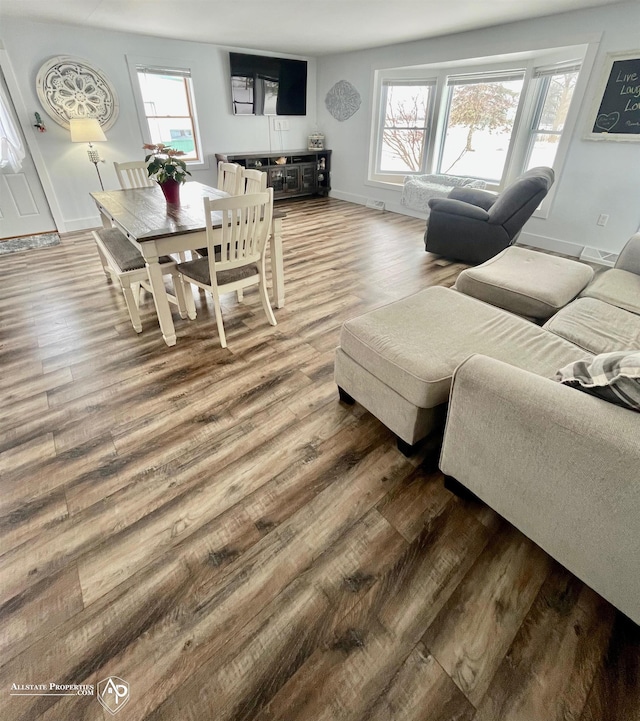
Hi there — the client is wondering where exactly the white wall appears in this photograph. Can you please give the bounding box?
[0,18,317,230]
[316,1,640,256]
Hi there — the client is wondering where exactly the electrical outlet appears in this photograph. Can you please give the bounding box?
[597,213,609,227]
[271,118,290,131]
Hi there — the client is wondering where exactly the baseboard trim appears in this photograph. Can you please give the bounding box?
[516,232,583,258]
[64,215,103,232]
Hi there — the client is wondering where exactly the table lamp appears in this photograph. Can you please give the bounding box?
[70,118,107,190]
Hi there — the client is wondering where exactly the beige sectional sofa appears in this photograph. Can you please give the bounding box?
[335,233,640,623]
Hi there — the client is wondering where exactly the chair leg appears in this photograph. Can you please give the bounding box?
[120,281,143,333]
[171,272,189,319]
[258,277,277,326]
[237,289,244,302]
[180,277,197,319]
[214,302,227,348]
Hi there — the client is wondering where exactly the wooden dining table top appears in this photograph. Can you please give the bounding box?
[91,181,285,243]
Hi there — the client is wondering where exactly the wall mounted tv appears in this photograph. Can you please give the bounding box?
[229,52,307,116]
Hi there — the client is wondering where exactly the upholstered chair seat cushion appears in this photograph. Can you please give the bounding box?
[177,256,258,286]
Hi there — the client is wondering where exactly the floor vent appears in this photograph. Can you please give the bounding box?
[365,199,385,211]
[579,247,618,267]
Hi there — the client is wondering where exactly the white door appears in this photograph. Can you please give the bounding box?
[0,68,56,239]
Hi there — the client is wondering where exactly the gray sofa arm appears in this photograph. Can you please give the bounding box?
[440,354,640,624]
[615,232,640,274]
[448,186,497,211]
[427,198,490,221]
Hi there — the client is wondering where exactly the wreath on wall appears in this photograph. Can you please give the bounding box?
[36,55,119,130]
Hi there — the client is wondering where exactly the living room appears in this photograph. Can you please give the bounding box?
[1,1,639,720]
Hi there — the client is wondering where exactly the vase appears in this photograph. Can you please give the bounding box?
[159,179,181,205]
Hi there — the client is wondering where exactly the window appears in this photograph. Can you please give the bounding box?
[135,65,200,162]
[438,72,525,183]
[370,46,591,196]
[524,66,580,171]
[376,81,435,175]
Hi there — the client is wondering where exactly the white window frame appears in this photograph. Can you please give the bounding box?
[374,79,437,181]
[436,69,527,190]
[126,55,207,170]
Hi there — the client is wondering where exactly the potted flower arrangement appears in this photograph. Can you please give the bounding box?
[143,143,191,204]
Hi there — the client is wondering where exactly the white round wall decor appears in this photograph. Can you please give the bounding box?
[325,80,361,122]
[36,55,119,131]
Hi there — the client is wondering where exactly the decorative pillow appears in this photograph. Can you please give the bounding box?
[556,351,640,411]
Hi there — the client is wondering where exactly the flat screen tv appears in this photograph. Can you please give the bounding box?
[230,52,307,116]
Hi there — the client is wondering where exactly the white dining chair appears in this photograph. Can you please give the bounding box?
[177,188,276,348]
[114,161,154,189]
[243,168,267,194]
[217,161,244,195]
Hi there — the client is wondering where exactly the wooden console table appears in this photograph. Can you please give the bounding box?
[218,149,331,200]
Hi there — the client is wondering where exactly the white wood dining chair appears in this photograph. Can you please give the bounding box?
[92,227,191,333]
[217,161,244,196]
[243,168,267,194]
[114,161,154,189]
[177,188,276,348]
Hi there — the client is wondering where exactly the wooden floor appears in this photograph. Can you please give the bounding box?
[1,197,638,721]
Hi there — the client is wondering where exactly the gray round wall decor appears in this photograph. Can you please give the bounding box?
[36,55,119,130]
[325,80,361,121]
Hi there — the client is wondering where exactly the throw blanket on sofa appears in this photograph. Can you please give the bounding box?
[401,174,486,213]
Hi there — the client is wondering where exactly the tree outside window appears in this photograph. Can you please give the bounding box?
[377,82,434,174]
[438,75,524,182]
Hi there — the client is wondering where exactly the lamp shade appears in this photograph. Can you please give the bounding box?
[69,118,107,143]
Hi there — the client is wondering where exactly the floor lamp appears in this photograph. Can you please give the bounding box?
[70,118,107,190]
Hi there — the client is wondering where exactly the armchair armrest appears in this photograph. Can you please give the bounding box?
[448,186,498,211]
[615,232,640,275]
[427,198,490,221]
[440,354,640,624]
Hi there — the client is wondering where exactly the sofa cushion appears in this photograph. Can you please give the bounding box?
[556,351,640,411]
[544,297,640,354]
[455,246,593,320]
[580,268,640,315]
[339,286,586,408]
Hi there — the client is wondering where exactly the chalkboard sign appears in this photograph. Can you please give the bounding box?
[587,51,640,141]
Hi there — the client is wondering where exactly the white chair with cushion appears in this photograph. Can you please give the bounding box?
[92,227,190,333]
[217,161,244,196]
[177,189,276,348]
[114,161,154,189]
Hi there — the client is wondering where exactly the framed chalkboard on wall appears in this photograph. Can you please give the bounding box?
[585,50,640,141]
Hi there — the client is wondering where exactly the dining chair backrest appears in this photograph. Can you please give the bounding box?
[243,168,267,194]
[114,161,154,189]
[217,161,244,196]
[204,188,273,274]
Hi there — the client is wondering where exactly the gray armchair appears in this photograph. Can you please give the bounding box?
[424,167,555,264]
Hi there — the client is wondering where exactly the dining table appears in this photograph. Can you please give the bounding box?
[90,181,286,347]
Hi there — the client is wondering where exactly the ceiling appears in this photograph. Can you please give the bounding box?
[0,0,628,56]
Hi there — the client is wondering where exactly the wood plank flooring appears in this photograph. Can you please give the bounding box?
[0,197,638,720]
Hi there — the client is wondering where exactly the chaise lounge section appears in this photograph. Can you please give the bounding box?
[335,233,640,623]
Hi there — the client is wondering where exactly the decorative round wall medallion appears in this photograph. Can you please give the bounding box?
[36,55,119,131]
[325,80,361,122]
